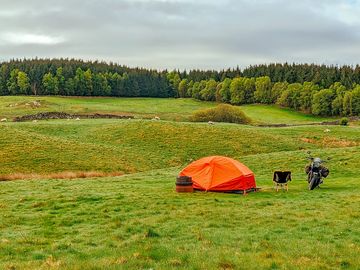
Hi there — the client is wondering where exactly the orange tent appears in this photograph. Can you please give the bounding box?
[179,156,256,192]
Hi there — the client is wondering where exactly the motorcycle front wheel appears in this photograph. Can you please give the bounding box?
[309,175,320,190]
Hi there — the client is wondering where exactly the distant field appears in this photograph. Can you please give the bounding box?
[0,96,215,121]
[0,96,341,125]
[240,104,336,124]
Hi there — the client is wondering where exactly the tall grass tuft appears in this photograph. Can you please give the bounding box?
[190,104,251,124]
[145,228,160,238]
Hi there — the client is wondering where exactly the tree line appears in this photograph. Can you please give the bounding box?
[171,75,360,116]
[242,63,360,89]
[0,58,174,97]
[0,59,360,116]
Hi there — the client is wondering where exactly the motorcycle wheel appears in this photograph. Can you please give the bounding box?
[309,175,319,190]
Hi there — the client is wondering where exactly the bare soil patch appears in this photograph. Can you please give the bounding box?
[300,137,358,147]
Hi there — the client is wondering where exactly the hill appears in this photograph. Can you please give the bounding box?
[1,119,359,176]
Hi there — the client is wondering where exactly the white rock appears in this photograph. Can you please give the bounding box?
[32,101,41,107]
[208,121,215,125]
[324,129,331,133]
[75,117,80,121]
[0,118,7,122]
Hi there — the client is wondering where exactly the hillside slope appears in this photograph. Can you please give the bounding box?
[1,119,359,176]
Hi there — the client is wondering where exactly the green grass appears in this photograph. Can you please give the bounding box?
[0,96,341,124]
[0,97,360,269]
[240,104,336,124]
[0,96,215,121]
[1,120,359,175]
[1,164,359,269]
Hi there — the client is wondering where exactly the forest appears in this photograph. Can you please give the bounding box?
[0,58,359,116]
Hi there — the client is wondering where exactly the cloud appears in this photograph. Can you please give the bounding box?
[0,0,360,69]
[0,33,65,45]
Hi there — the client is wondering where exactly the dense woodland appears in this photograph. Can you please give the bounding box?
[0,58,360,116]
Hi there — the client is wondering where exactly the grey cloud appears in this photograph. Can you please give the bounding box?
[0,0,360,69]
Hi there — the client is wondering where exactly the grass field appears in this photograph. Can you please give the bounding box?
[0,96,215,121]
[0,97,359,269]
[1,168,359,270]
[1,120,359,175]
[240,104,335,124]
[0,96,339,124]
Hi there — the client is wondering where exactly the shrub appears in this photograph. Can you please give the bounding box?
[190,104,251,124]
[340,117,349,126]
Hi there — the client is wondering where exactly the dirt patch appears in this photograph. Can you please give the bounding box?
[300,138,316,144]
[300,137,358,147]
[322,137,358,147]
[13,112,134,122]
[0,171,123,181]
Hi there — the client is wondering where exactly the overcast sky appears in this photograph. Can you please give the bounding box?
[0,0,360,70]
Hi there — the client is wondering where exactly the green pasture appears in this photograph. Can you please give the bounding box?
[0,96,359,269]
[0,96,341,124]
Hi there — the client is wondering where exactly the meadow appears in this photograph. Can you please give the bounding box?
[0,96,359,269]
[239,104,335,124]
[0,96,335,124]
[0,96,214,122]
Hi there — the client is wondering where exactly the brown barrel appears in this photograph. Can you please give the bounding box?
[176,176,193,193]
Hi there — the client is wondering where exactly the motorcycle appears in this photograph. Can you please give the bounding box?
[305,151,330,190]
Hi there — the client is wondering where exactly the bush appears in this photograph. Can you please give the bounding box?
[190,104,251,124]
[340,117,349,126]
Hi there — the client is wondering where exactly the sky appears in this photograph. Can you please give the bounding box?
[0,0,360,70]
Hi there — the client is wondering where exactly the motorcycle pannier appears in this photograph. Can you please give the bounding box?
[321,167,329,178]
